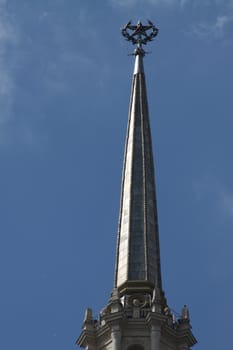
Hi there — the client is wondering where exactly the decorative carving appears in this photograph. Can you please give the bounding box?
[123,293,152,319]
[121,20,158,56]
[109,288,123,313]
[126,293,150,308]
[82,308,96,332]
[181,305,190,321]
[151,287,162,313]
[83,308,93,323]
[100,304,111,316]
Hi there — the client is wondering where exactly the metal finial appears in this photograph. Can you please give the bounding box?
[121,20,159,56]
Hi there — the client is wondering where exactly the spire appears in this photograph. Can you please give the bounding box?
[77,22,197,350]
[114,21,162,296]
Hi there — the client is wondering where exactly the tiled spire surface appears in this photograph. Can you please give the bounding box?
[77,24,197,350]
[114,52,162,296]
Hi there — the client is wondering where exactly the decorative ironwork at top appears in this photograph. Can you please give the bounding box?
[121,20,159,56]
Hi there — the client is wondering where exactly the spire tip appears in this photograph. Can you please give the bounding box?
[121,20,159,56]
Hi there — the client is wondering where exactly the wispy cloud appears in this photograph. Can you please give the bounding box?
[0,0,17,124]
[218,187,233,219]
[181,0,233,40]
[180,0,233,6]
[0,2,51,147]
[193,174,233,280]
[41,7,108,95]
[191,14,233,40]
[110,0,233,42]
[0,3,109,147]
[109,0,233,8]
[109,0,182,7]
[44,51,97,94]
[194,175,233,221]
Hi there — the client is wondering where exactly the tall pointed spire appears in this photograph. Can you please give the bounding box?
[77,21,197,350]
[114,21,162,297]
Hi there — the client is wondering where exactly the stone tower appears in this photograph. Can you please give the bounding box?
[76,21,197,350]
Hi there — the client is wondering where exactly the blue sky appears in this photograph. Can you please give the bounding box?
[0,0,233,349]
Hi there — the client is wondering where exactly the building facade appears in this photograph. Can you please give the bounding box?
[77,21,197,350]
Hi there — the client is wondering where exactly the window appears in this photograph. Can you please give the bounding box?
[127,345,144,350]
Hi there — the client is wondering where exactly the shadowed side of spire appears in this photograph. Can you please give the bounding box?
[114,51,162,296]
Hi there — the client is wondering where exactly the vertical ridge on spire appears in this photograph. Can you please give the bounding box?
[114,51,162,296]
[134,54,144,74]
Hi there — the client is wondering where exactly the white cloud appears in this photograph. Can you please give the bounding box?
[44,51,96,94]
[218,188,233,219]
[191,14,233,39]
[215,14,233,31]
[193,175,233,282]
[0,0,17,124]
[110,0,233,40]
[194,175,233,221]
[42,8,107,95]
[110,0,233,42]
[109,0,231,7]
[108,0,233,16]
[109,0,180,7]
[0,2,45,147]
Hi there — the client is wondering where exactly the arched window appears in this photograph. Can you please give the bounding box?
[127,345,144,350]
